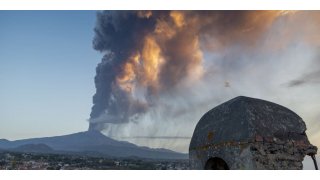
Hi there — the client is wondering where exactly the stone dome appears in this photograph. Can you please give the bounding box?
[189,96,317,170]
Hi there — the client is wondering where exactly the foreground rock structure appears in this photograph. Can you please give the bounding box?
[189,96,318,170]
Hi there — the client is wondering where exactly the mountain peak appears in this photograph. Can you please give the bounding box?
[0,131,187,159]
[83,130,105,137]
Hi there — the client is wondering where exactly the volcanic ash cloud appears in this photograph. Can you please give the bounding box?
[88,11,320,152]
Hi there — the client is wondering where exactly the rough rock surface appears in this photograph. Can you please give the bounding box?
[189,96,317,170]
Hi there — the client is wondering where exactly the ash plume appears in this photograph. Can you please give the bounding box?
[89,11,288,131]
[88,11,320,153]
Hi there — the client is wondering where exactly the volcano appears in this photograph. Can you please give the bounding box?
[0,131,187,159]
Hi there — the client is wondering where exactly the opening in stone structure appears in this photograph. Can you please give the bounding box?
[204,157,230,170]
[189,96,318,169]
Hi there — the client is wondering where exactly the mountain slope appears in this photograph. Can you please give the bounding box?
[0,131,187,159]
[10,143,54,153]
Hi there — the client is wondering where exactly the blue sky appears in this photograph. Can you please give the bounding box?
[0,11,319,157]
[0,11,101,140]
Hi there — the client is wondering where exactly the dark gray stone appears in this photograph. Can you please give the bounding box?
[189,96,317,170]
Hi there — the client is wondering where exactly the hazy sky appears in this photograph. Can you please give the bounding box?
[0,11,319,156]
[86,11,320,153]
[0,11,100,139]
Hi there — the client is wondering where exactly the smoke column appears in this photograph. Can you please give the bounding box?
[88,11,289,131]
[88,11,320,153]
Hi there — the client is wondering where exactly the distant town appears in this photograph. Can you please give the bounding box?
[0,151,189,170]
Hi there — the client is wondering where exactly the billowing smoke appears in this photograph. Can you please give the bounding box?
[88,11,320,152]
[89,11,284,130]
